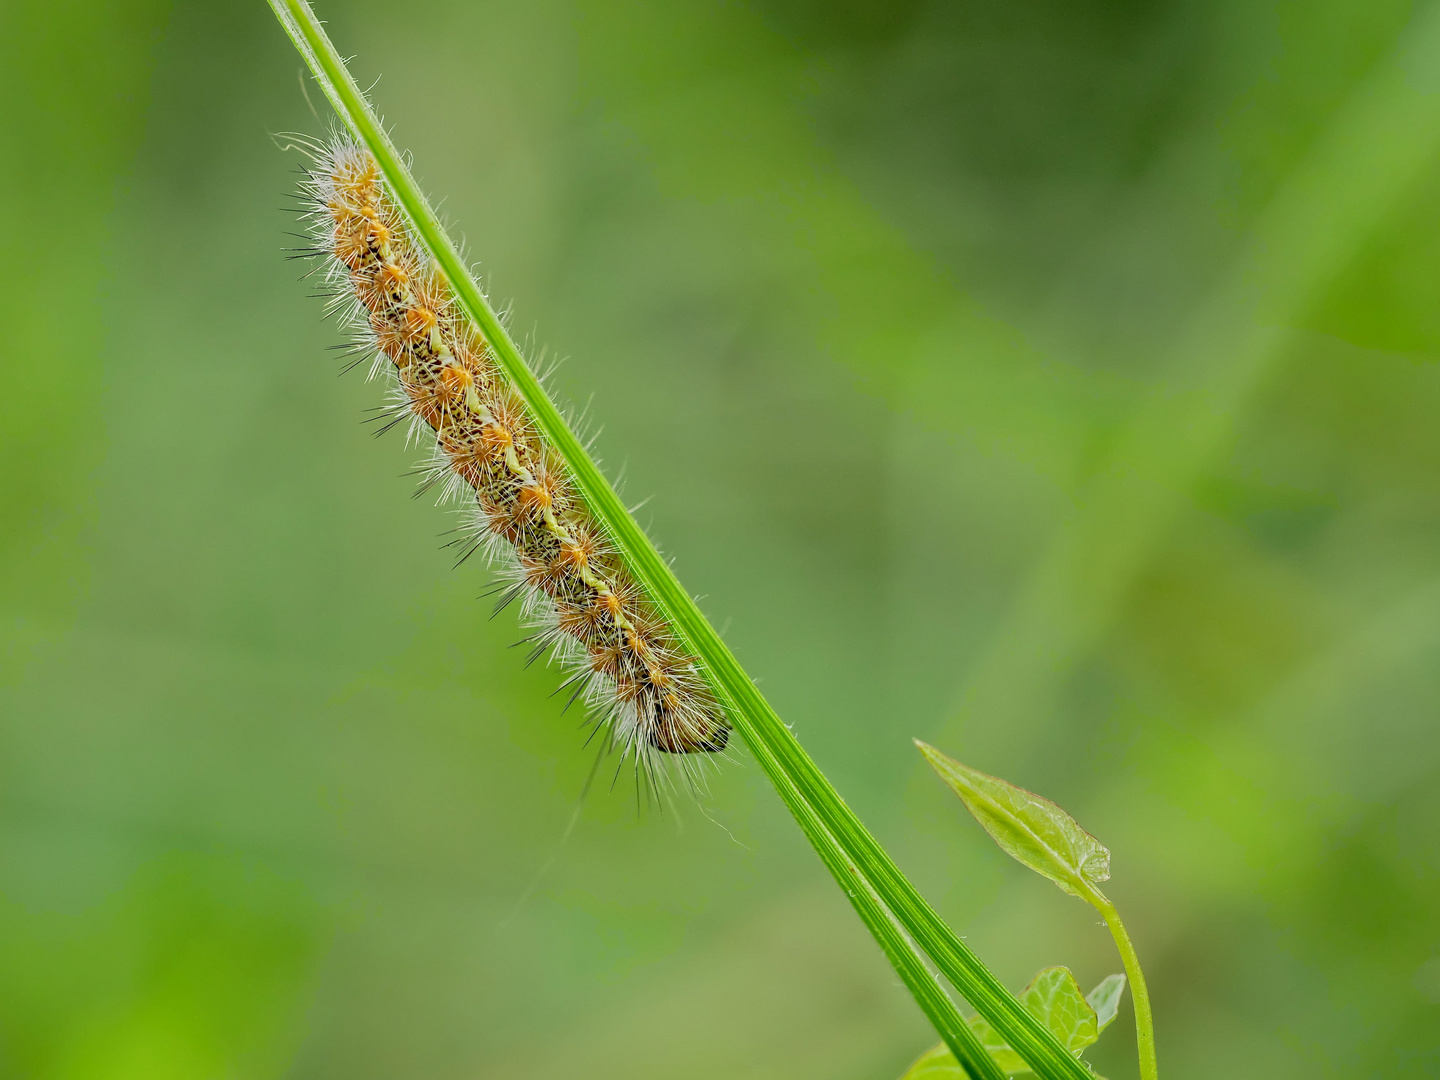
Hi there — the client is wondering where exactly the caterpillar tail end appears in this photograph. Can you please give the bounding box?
[648,716,730,754]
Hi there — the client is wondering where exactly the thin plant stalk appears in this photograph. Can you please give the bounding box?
[1088,892,1157,1080]
[266,3,1091,1077]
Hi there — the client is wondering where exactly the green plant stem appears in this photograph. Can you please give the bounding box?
[782,789,1002,1080]
[266,4,1088,1078]
[1088,892,1157,1080]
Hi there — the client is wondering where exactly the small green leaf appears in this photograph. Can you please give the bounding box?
[1020,967,1098,1055]
[898,1042,967,1080]
[899,1031,1030,1080]
[968,1017,1034,1074]
[916,741,1110,900]
[901,966,1112,1079]
[1086,974,1126,1033]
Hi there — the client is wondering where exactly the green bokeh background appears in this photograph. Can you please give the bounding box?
[5,0,1440,1076]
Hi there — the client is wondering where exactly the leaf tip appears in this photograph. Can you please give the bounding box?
[914,739,945,768]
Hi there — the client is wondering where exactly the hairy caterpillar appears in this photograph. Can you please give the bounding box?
[292,135,730,773]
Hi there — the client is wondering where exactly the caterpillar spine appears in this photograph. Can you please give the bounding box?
[294,135,730,778]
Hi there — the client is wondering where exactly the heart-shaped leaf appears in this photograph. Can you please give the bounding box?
[916,741,1110,900]
[899,966,1116,1078]
[1020,967,1097,1054]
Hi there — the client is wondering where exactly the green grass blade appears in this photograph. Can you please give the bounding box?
[265,3,1089,1077]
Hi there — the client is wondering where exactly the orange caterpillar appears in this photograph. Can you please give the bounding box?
[296,137,729,769]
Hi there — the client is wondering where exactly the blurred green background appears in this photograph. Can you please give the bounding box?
[4,0,1440,1076]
